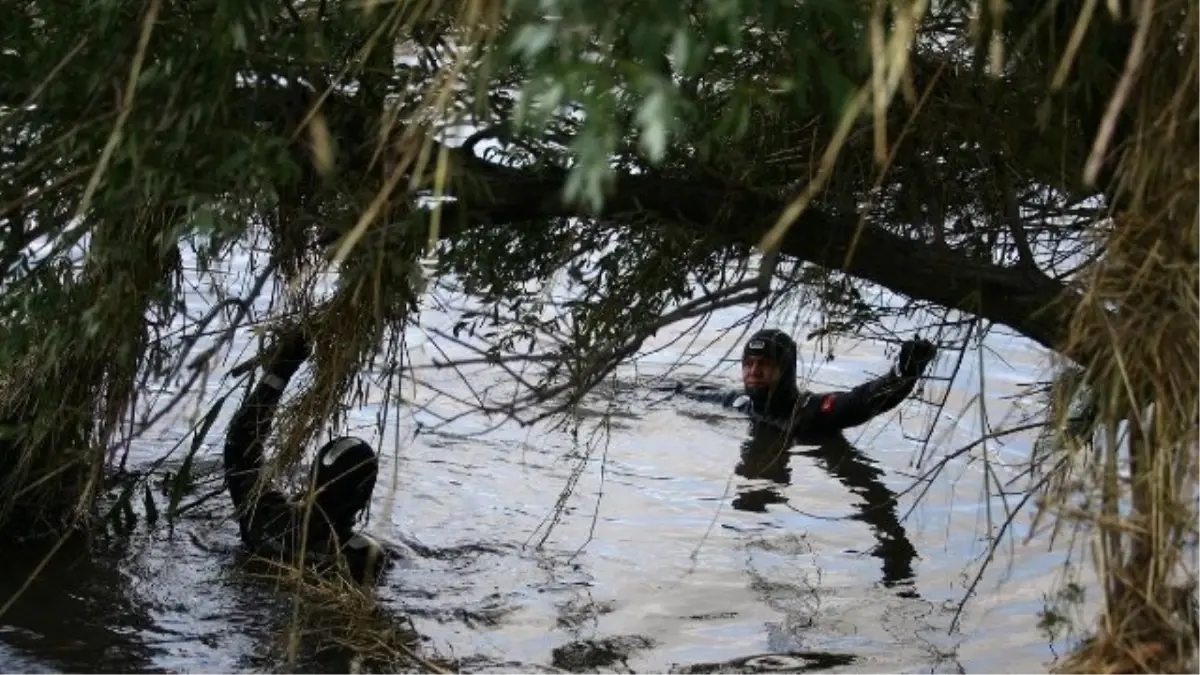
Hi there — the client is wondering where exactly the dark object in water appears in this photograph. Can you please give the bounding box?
[671,650,857,673]
[550,635,656,672]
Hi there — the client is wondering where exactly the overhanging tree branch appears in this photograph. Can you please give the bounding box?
[427,161,1077,353]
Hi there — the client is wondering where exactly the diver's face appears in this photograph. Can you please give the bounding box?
[742,355,780,392]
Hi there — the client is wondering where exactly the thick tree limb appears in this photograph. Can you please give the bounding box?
[433,163,1076,353]
[233,55,1089,357]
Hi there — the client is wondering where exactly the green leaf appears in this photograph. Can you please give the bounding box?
[511,23,556,62]
[168,392,230,519]
[635,87,672,162]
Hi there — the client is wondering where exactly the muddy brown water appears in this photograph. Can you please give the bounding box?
[0,255,1077,673]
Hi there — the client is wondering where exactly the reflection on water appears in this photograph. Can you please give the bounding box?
[0,300,1067,673]
[732,426,918,596]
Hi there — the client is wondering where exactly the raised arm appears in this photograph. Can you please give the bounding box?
[800,338,937,434]
[223,328,311,540]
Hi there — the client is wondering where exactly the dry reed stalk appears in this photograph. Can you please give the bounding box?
[1042,1,1199,671]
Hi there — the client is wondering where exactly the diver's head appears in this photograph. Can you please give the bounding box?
[741,329,798,398]
[309,436,378,532]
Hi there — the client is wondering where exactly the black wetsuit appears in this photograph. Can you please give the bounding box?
[682,365,922,437]
[222,334,393,584]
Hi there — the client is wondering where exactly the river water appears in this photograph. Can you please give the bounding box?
[0,248,1080,673]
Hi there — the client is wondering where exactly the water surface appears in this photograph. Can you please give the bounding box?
[0,255,1073,673]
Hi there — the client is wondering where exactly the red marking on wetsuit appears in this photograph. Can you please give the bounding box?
[820,395,836,414]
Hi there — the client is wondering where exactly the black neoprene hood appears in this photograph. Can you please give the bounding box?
[743,328,798,383]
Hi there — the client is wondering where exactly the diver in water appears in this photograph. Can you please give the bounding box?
[222,327,394,584]
[677,329,935,592]
[680,329,938,437]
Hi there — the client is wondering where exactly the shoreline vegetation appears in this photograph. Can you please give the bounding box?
[0,0,1195,671]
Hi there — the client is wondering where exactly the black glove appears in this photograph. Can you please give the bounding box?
[897,338,937,378]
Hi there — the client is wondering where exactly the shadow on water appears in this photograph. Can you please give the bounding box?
[0,531,164,674]
[0,484,443,674]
